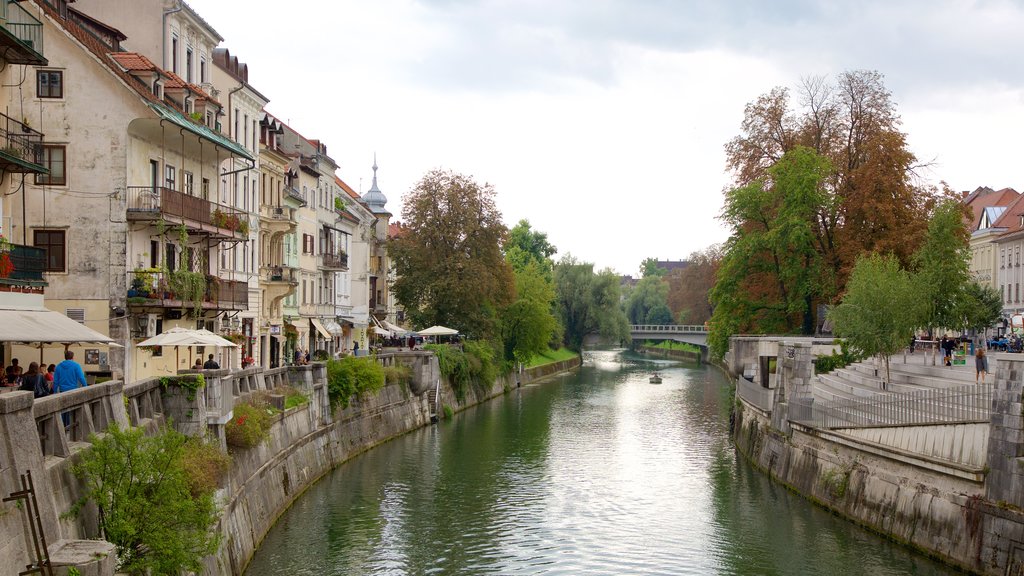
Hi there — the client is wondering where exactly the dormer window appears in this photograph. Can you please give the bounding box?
[184,97,194,115]
[152,80,164,100]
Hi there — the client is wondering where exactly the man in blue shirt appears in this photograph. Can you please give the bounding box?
[54,350,87,393]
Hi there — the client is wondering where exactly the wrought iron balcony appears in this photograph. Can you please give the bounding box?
[285,186,305,205]
[262,265,298,284]
[319,251,348,271]
[0,1,45,66]
[126,186,249,240]
[0,112,45,173]
[0,243,46,287]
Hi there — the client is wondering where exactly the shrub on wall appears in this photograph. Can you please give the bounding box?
[814,340,860,374]
[225,398,275,449]
[383,364,413,386]
[426,340,503,402]
[179,436,231,498]
[70,424,221,575]
[325,356,385,407]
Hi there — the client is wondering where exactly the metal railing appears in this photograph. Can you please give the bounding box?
[319,252,348,270]
[261,205,295,221]
[791,384,991,430]
[264,265,297,283]
[3,243,45,282]
[0,111,44,172]
[630,324,708,334]
[1,1,45,63]
[126,270,248,309]
[736,376,774,413]
[125,186,248,237]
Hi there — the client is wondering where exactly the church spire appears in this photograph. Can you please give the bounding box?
[361,153,389,215]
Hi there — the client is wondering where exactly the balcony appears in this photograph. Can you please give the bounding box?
[0,112,45,173]
[261,265,298,285]
[285,186,305,205]
[0,243,46,289]
[126,186,249,241]
[125,270,248,312]
[299,303,334,317]
[259,205,296,236]
[319,251,348,271]
[0,1,46,66]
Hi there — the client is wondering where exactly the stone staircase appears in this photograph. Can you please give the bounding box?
[812,355,978,403]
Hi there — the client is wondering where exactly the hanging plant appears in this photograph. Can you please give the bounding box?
[0,233,10,255]
[0,252,13,278]
[170,269,206,315]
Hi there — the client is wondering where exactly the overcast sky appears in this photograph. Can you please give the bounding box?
[185,0,1024,276]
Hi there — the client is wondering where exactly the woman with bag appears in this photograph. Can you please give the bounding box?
[19,362,48,398]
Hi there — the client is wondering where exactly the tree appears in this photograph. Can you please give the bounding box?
[828,253,922,384]
[553,255,630,350]
[389,169,514,339]
[667,244,722,325]
[959,282,1003,334]
[72,425,222,574]
[640,257,665,278]
[710,146,834,351]
[912,199,972,331]
[725,70,942,284]
[505,219,557,277]
[499,260,560,363]
[645,303,674,324]
[626,274,669,324]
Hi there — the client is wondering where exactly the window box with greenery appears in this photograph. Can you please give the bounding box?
[128,267,159,298]
[169,269,206,315]
[211,208,250,235]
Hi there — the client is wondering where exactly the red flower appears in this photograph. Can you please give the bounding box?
[0,253,13,278]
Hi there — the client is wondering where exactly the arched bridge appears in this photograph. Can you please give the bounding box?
[630,324,708,347]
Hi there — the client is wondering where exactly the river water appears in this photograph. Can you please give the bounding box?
[245,349,958,575]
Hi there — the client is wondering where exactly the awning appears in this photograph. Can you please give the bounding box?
[310,318,332,340]
[0,307,118,344]
[324,319,343,336]
[383,321,408,335]
[287,320,306,335]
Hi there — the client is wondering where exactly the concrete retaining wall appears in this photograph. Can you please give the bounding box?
[209,354,582,575]
[732,336,1024,575]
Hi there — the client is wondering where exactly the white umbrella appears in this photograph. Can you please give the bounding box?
[417,325,459,336]
[137,327,238,370]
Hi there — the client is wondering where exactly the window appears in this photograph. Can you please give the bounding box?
[165,165,176,190]
[1002,285,1006,303]
[1018,283,1021,303]
[202,177,210,200]
[33,229,66,272]
[165,243,176,272]
[150,240,159,268]
[1017,247,1020,266]
[35,145,66,185]
[171,34,179,73]
[1002,250,1006,269]
[185,47,193,83]
[183,171,193,196]
[37,70,63,98]
[200,56,207,83]
[303,233,314,254]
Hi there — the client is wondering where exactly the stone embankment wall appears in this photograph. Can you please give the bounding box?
[0,351,579,576]
[731,338,1024,575]
[210,354,581,575]
[637,345,700,363]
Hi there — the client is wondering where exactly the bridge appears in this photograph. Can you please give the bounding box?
[630,324,708,347]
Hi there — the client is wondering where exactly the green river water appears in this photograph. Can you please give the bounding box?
[244,349,959,575]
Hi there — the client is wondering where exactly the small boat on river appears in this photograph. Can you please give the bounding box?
[649,373,663,384]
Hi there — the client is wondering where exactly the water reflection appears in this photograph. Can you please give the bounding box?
[246,349,957,575]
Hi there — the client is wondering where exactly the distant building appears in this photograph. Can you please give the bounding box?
[656,260,689,274]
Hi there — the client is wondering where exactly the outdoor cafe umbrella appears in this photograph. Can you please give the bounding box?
[416,325,459,336]
[0,305,122,364]
[137,327,238,368]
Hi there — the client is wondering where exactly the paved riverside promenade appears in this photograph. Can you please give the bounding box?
[731,336,1024,575]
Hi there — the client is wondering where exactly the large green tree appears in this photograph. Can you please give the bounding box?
[911,199,972,331]
[505,219,557,277]
[626,274,669,325]
[709,146,834,358]
[828,253,922,384]
[499,260,560,362]
[389,169,514,339]
[553,255,630,350]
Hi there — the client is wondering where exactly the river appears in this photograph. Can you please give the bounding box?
[245,349,958,575]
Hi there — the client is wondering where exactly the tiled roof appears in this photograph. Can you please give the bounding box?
[335,175,361,200]
[108,52,158,72]
[992,194,1024,238]
[965,186,1020,231]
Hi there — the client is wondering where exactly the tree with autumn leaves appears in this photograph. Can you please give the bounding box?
[708,70,958,359]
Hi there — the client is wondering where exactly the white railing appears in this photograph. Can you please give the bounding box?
[630,324,707,334]
[790,384,991,429]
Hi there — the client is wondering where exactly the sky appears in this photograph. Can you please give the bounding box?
[184,0,1024,276]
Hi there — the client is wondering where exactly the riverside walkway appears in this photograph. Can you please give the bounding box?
[730,336,1024,575]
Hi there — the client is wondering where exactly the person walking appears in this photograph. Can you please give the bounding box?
[976,348,989,384]
[53,351,87,393]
